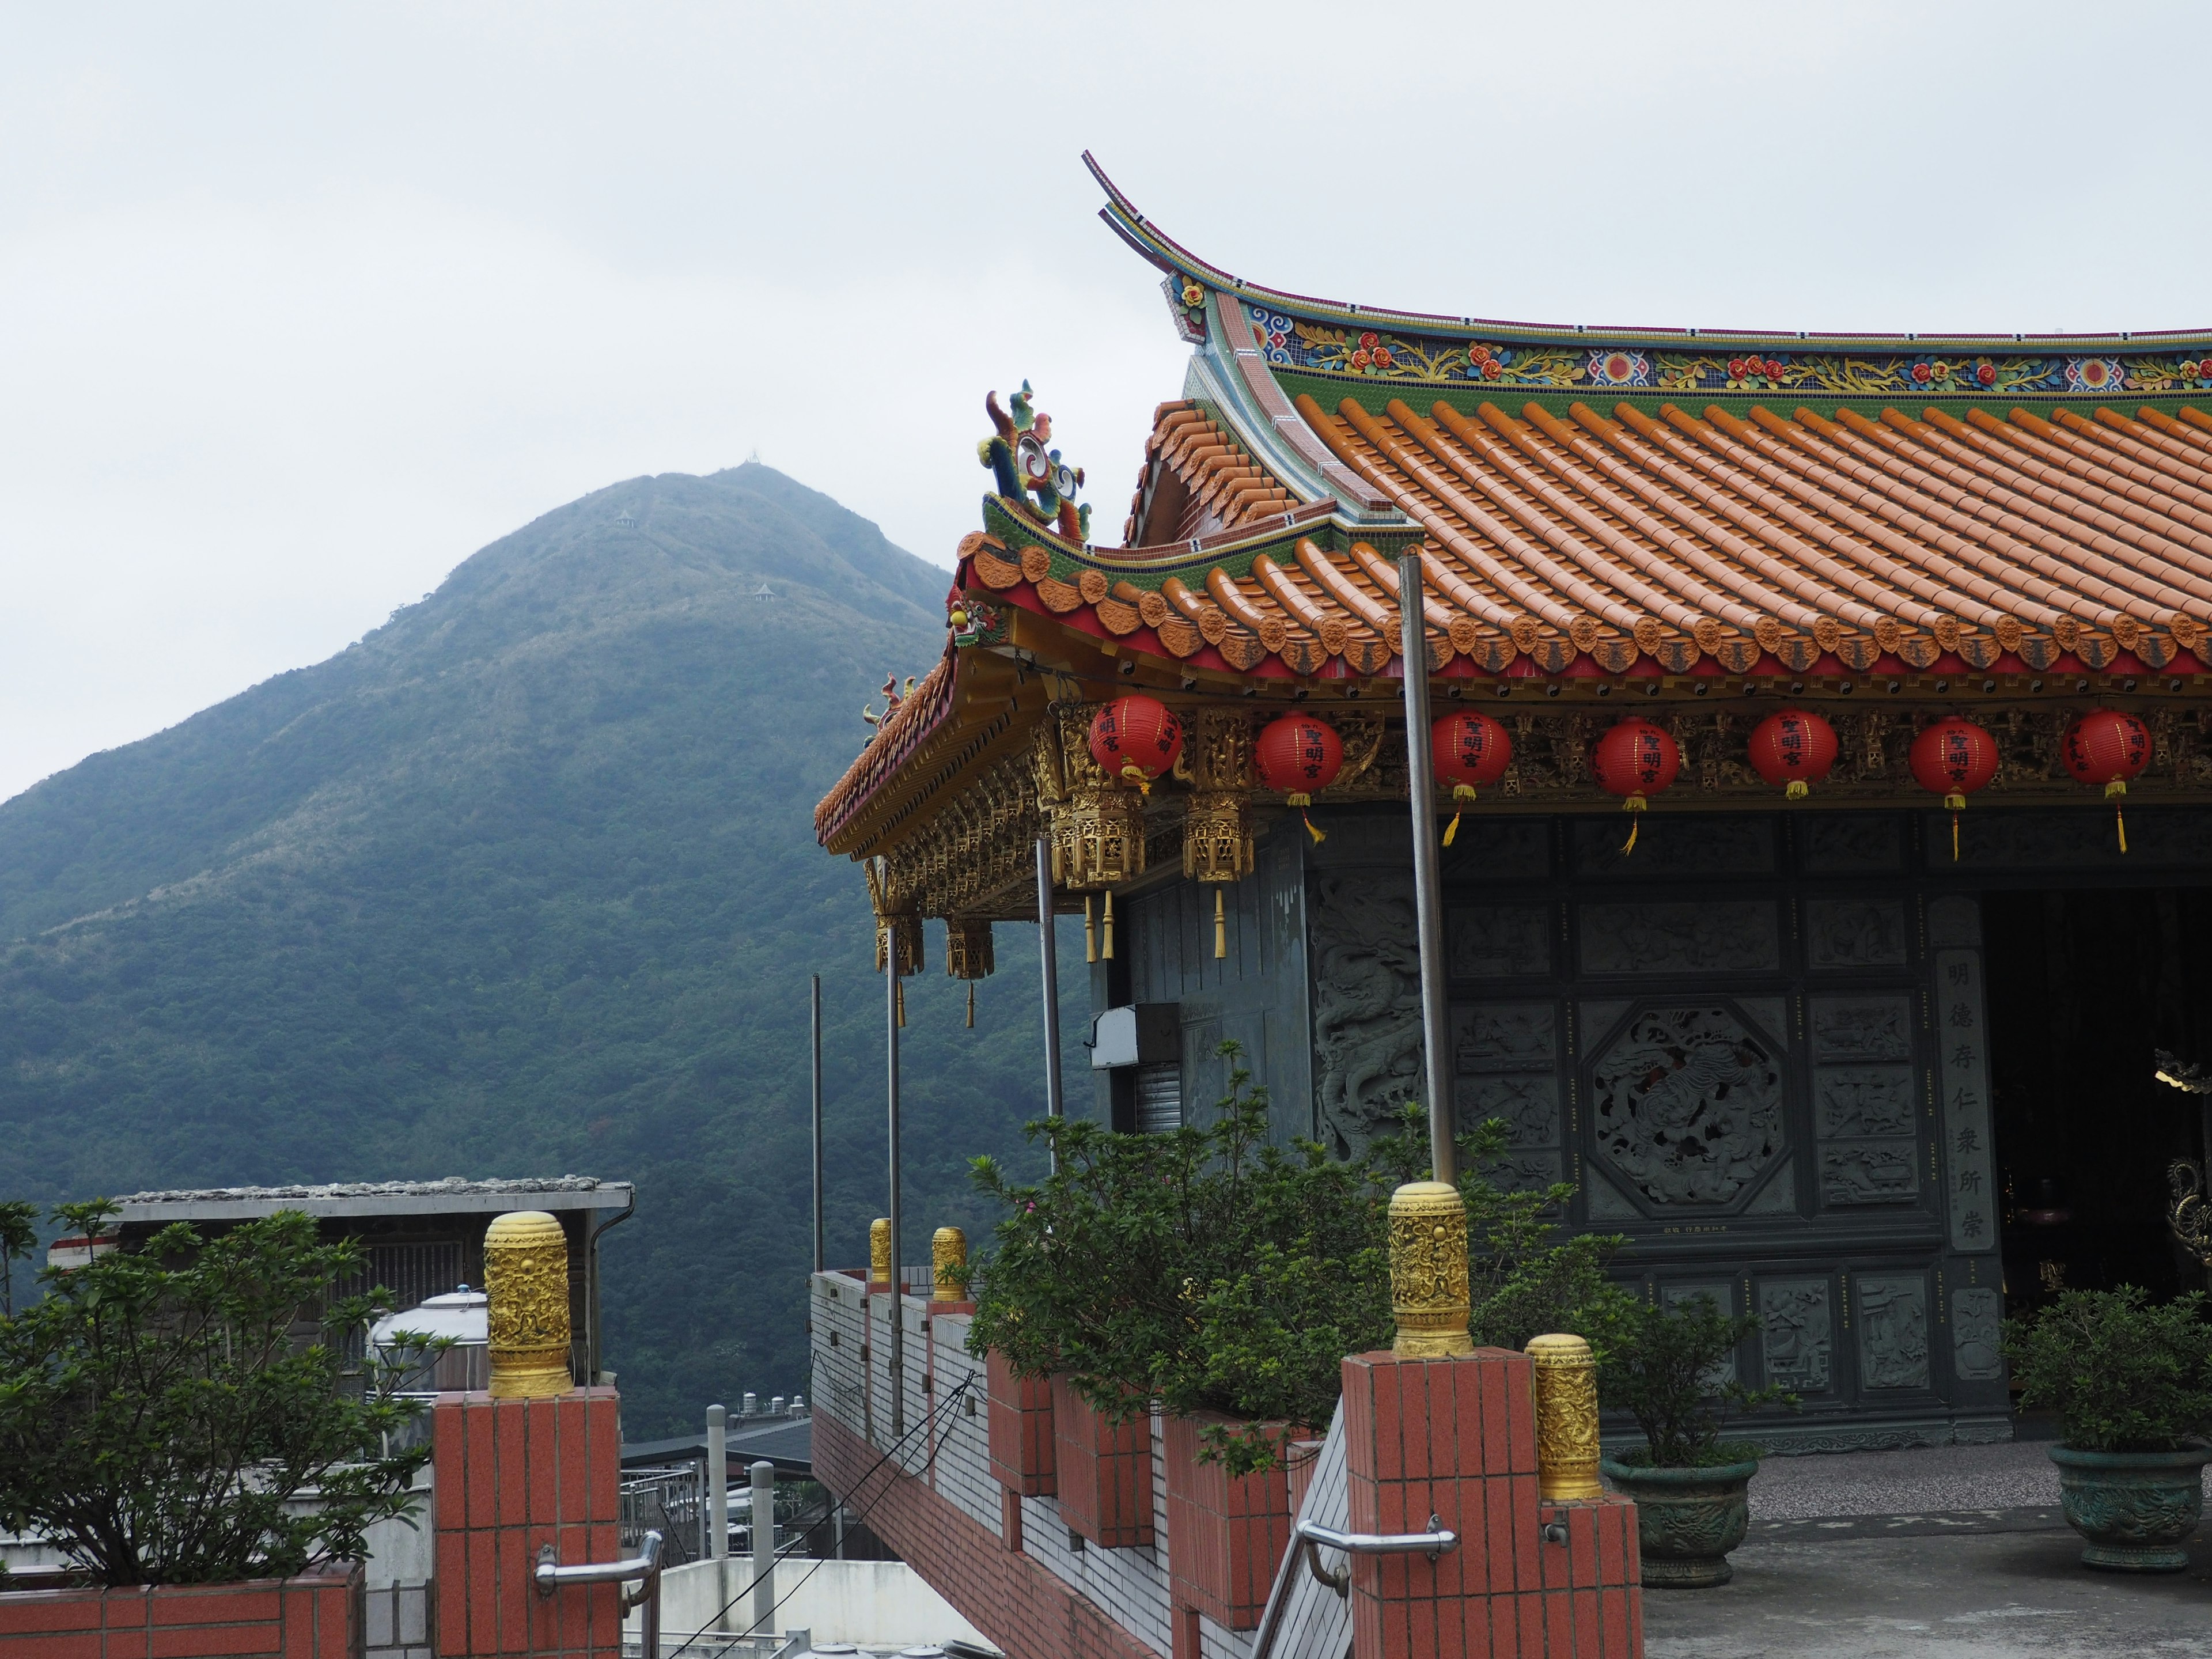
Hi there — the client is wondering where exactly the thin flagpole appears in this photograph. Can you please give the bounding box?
[810,973,824,1275]
[1036,835,1064,1174]
[1397,549,1456,1187]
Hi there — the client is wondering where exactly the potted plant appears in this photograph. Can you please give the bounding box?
[968,1043,1626,1619]
[2006,1286,2212,1572]
[0,1199,445,1656]
[1597,1293,1796,1588]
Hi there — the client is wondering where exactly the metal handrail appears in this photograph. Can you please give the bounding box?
[1295,1515,1457,1597]
[1247,1512,1460,1658]
[536,1528,664,1656]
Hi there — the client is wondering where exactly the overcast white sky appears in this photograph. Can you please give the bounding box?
[1,2,2206,801]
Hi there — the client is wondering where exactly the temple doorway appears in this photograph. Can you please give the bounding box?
[1983,888,2212,1315]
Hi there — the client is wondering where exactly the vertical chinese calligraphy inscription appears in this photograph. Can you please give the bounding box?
[1929,897,1998,1255]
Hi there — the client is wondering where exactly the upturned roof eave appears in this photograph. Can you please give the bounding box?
[1086,151,2212,356]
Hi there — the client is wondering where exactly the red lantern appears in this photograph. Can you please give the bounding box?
[2061,709,2151,851]
[1910,715,1999,861]
[1255,713,1344,842]
[1747,709,1838,801]
[1589,717,1679,853]
[1088,695,1184,795]
[1431,710,1513,846]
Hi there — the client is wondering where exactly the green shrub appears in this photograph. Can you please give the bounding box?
[965,1044,1627,1471]
[1599,1293,1796,1469]
[0,1200,446,1586]
[2005,1287,2212,1452]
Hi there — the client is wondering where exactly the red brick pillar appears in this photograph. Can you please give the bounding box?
[1340,1349,1641,1659]
[431,1387,624,1658]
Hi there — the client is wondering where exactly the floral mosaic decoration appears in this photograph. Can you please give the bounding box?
[1231,294,2212,401]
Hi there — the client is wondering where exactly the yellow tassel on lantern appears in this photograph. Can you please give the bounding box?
[1084,895,1097,963]
[1213,887,1226,960]
[1102,889,1115,960]
[1444,782,1476,846]
[1120,760,1152,797]
[896,978,906,1027]
[1290,791,1325,843]
[2109,778,2128,853]
[966,982,975,1028]
[1785,780,1809,802]
[1945,791,1965,861]
[1620,793,1646,855]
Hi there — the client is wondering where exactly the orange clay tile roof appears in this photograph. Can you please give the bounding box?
[1122,400,1298,546]
[1279,395,2212,675]
[953,399,2212,683]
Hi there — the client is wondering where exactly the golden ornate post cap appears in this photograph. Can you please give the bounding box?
[1527,1331,1603,1501]
[1388,1180,1474,1357]
[869,1218,892,1287]
[931,1226,968,1302]
[484,1210,573,1399]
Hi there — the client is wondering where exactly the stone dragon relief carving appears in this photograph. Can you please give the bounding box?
[1592,1006,1783,1205]
[1309,873,1422,1157]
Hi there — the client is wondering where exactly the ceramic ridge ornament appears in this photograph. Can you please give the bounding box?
[1589,717,1679,854]
[1254,713,1343,843]
[1088,695,1184,795]
[1910,715,1999,861]
[2061,709,2152,851]
[1430,710,1512,845]
[1747,709,1839,800]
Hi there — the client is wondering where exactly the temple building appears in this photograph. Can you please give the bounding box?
[816,156,2212,1449]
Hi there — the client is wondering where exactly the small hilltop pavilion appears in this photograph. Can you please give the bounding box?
[817,156,2212,1449]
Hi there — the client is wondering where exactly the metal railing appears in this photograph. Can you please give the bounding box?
[622,1464,707,1563]
[535,1528,664,1657]
[1247,1514,1459,1659]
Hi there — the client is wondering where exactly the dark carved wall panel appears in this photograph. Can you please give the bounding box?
[1308,870,1422,1158]
[1759,1279,1834,1393]
[1448,905,1552,977]
[1804,900,1908,968]
[1855,1274,1931,1391]
[1579,901,1780,974]
[1239,800,2212,1446]
[1453,1002,1562,1189]
[1570,817,1775,877]
[1592,1005,1785,1205]
[1801,815,1904,873]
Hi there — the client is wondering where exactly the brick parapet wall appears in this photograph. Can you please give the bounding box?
[0,1562,363,1659]
[810,1272,1245,1659]
[815,1406,1171,1659]
[430,1388,624,1658]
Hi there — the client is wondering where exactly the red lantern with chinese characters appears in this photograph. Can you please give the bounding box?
[2061,709,2151,851]
[1430,710,1513,846]
[1910,715,1999,860]
[1255,713,1344,842]
[1589,717,1679,853]
[1747,709,1838,801]
[1088,695,1184,795]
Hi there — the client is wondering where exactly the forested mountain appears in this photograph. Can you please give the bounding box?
[0,464,1064,1435]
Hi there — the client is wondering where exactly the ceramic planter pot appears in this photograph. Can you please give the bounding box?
[1599,1455,1758,1588]
[1164,1411,1302,1629]
[2047,1444,2212,1572]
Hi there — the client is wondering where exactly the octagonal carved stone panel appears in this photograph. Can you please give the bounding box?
[1592,1005,1785,1205]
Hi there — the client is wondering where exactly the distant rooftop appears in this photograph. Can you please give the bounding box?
[110,1176,634,1222]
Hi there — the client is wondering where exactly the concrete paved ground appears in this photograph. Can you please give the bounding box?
[1637,1441,2212,1658]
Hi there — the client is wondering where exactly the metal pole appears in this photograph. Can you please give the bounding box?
[706,1404,728,1560]
[1036,835,1065,1172]
[810,974,824,1275]
[749,1460,777,1635]
[1397,550,1456,1186]
[885,904,904,1440]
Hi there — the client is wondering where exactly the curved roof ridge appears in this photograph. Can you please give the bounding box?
[1085,151,2212,353]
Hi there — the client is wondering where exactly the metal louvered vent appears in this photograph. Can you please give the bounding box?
[1136,1062,1183,1135]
